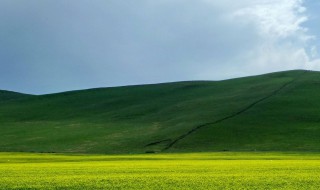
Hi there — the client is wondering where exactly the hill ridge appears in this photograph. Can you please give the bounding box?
[0,90,32,103]
[1,69,307,96]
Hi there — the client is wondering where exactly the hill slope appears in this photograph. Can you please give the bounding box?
[0,90,31,103]
[1,70,320,154]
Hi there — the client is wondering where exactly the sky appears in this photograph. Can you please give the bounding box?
[0,0,319,94]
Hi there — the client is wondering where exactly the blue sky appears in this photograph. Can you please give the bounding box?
[0,0,319,94]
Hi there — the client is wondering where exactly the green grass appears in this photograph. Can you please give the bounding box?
[0,90,31,103]
[1,70,320,153]
[1,152,320,189]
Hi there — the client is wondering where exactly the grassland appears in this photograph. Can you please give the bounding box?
[1,70,320,153]
[1,152,320,189]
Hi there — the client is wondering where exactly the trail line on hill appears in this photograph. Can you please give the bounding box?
[155,71,308,151]
[145,139,171,147]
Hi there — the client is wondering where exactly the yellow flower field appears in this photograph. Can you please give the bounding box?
[0,152,320,189]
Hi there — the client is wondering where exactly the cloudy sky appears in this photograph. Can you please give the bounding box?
[0,0,319,94]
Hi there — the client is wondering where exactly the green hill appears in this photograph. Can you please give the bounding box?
[1,70,320,154]
[0,90,31,103]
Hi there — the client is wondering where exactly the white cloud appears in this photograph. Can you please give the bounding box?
[227,0,320,74]
[198,0,320,78]
[234,0,308,39]
[311,46,319,58]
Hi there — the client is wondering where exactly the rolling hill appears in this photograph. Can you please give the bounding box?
[0,90,31,103]
[1,70,320,154]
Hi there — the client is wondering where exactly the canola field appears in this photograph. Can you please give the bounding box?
[0,152,320,189]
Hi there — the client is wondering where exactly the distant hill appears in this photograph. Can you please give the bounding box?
[0,90,31,103]
[1,70,320,154]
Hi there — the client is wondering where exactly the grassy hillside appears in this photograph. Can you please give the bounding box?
[0,90,31,103]
[0,70,319,154]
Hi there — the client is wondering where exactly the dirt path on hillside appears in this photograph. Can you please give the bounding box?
[146,71,308,151]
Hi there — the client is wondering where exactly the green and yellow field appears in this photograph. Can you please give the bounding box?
[2,71,320,189]
[1,152,320,189]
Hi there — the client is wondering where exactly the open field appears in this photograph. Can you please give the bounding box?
[1,152,320,189]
